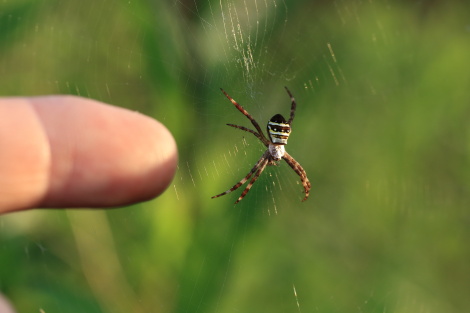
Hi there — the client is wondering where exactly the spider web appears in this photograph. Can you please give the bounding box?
[2,1,470,313]
[177,0,322,208]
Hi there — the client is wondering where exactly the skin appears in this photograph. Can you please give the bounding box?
[0,95,178,213]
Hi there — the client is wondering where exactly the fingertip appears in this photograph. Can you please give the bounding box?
[137,114,178,201]
[34,96,179,208]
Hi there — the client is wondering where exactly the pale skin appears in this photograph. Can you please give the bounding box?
[0,95,178,213]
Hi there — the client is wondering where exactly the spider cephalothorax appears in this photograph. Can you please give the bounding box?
[212,87,311,204]
[267,114,291,145]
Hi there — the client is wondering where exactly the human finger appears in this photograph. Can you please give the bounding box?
[0,96,177,213]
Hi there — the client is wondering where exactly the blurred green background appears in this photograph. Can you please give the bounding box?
[1,0,469,312]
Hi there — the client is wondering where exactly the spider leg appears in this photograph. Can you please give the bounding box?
[220,88,270,143]
[212,150,270,201]
[284,86,297,125]
[235,157,269,204]
[227,124,270,147]
[282,151,311,201]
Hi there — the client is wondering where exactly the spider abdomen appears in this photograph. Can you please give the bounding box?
[267,114,291,145]
[269,143,285,161]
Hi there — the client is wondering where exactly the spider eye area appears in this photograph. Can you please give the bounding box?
[267,114,291,145]
[270,114,287,124]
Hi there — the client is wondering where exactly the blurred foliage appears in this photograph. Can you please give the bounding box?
[1,0,469,312]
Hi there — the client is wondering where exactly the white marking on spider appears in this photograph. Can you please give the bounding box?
[269,144,285,161]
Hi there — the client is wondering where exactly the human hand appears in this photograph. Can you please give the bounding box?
[0,95,178,214]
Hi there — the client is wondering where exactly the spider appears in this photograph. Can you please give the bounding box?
[212,87,311,204]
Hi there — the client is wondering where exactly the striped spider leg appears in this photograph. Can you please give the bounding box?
[283,151,311,201]
[212,87,311,204]
[219,88,270,146]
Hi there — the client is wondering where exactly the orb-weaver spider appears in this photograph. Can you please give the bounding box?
[212,87,311,204]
